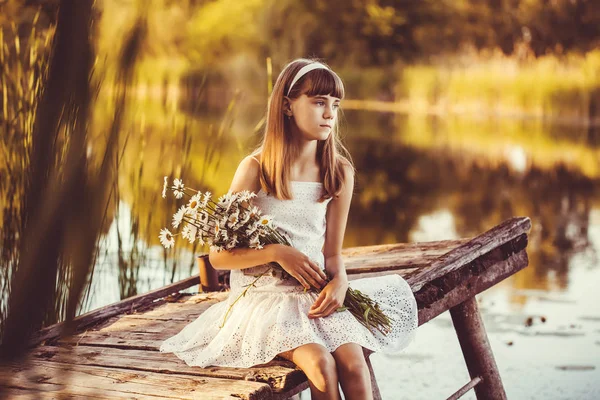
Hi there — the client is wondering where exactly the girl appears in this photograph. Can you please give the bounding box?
[160,58,418,400]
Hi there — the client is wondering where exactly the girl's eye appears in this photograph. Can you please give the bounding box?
[316,101,325,106]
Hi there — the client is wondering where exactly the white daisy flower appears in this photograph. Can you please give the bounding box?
[210,245,224,253]
[172,205,187,229]
[238,190,257,202]
[162,176,168,199]
[227,210,240,228]
[159,228,175,248]
[201,192,211,208]
[181,223,198,244]
[173,178,185,199]
[226,234,238,250]
[246,222,258,236]
[219,228,229,242]
[249,234,263,249]
[258,214,273,228]
[187,193,202,213]
[238,210,251,225]
[216,194,230,210]
[249,206,261,218]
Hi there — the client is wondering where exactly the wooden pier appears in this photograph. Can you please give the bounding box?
[0,217,531,399]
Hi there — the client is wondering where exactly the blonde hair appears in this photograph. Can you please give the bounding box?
[251,58,354,202]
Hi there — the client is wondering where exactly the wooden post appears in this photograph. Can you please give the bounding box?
[363,348,382,400]
[449,297,507,400]
[197,256,219,292]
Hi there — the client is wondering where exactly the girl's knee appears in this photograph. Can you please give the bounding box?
[311,351,337,377]
[337,357,370,380]
[307,352,338,391]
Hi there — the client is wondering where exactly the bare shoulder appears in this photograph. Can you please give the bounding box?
[228,154,262,193]
[338,157,355,186]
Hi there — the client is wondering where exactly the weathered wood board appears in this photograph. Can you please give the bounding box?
[3,217,531,400]
[1,359,272,399]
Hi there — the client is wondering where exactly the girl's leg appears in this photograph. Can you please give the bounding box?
[278,343,341,400]
[331,343,373,400]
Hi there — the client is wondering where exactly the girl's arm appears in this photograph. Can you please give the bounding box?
[210,243,281,271]
[309,162,354,318]
[209,155,270,271]
[322,161,355,282]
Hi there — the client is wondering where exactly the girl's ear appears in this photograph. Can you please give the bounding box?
[282,96,293,116]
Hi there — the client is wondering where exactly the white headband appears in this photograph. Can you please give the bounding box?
[287,62,330,96]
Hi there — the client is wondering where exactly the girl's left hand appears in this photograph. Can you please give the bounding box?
[308,276,349,319]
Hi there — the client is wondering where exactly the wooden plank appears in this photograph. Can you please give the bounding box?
[417,242,528,325]
[0,387,123,399]
[446,377,482,400]
[57,329,171,350]
[342,239,468,274]
[341,239,468,257]
[408,217,531,291]
[1,359,272,400]
[31,275,202,347]
[33,238,468,347]
[28,345,306,393]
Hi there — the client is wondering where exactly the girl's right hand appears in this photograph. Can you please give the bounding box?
[274,245,328,290]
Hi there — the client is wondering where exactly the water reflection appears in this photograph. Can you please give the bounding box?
[344,110,599,300]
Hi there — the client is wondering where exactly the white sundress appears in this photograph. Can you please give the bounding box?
[159,181,418,368]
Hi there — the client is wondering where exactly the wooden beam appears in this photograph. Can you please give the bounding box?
[450,297,507,400]
[409,217,531,291]
[446,377,482,400]
[415,241,529,326]
[29,275,201,347]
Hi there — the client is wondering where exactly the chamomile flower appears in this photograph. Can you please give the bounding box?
[172,205,187,229]
[246,221,259,236]
[238,190,257,202]
[249,206,261,218]
[173,178,185,199]
[226,234,238,250]
[162,176,168,199]
[159,228,175,248]
[181,223,198,244]
[249,233,263,249]
[210,244,224,252]
[187,193,202,213]
[238,209,251,225]
[227,210,240,228]
[201,192,211,208]
[216,194,230,210]
[258,215,273,227]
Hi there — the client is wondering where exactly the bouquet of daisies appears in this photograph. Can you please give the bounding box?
[160,177,393,335]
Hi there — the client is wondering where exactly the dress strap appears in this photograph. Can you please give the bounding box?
[250,155,260,164]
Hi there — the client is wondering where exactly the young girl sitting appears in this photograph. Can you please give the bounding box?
[160,58,418,400]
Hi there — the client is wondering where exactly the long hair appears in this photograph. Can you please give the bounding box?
[251,58,354,201]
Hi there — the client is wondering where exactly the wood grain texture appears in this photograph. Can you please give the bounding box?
[7,217,532,400]
[1,359,272,399]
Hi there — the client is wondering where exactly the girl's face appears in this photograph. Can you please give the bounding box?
[287,94,340,141]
